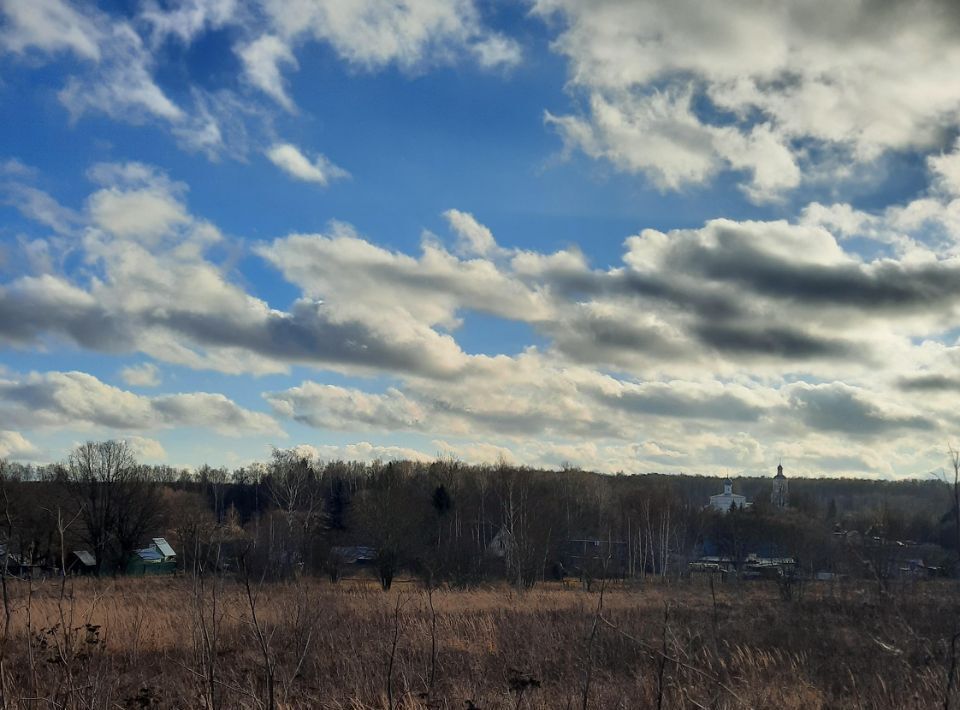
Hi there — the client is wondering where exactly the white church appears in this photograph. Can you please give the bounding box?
[709,464,789,513]
[709,478,749,512]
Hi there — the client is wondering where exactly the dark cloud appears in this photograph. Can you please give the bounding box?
[788,384,936,436]
[673,225,960,311]
[537,265,743,320]
[0,282,465,379]
[693,322,855,359]
[145,300,464,378]
[594,385,765,422]
[547,309,686,366]
[428,395,619,438]
[897,374,960,392]
[0,282,132,351]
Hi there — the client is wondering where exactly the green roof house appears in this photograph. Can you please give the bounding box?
[126,537,177,576]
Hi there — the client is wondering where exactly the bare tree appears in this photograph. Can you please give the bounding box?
[949,447,960,564]
[63,440,160,575]
[266,449,325,577]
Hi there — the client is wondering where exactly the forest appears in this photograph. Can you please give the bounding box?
[1,440,956,588]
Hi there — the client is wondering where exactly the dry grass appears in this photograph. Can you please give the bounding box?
[0,575,956,708]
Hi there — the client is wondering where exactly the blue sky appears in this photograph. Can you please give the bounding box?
[3,0,960,478]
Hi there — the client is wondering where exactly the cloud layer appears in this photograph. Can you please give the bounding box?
[4,3,960,478]
[3,151,960,475]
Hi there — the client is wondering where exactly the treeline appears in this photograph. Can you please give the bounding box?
[0,441,956,588]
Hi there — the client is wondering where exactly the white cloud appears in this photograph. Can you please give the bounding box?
[433,439,516,465]
[0,0,102,60]
[238,35,299,111]
[7,158,960,476]
[0,430,39,460]
[289,441,433,463]
[120,363,161,388]
[124,435,167,461]
[88,186,190,243]
[261,0,509,70]
[443,209,500,257]
[2,183,82,236]
[470,34,522,69]
[266,382,425,431]
[141,0,237,45]
[930,141,960,197]
[57,22,184,124]
[2,164,473,379]
[535,0,960,198]
[266,143,349,185]
[0,370,282,437]
[0,0,523,168]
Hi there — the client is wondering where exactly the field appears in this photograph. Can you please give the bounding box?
[0,575,956,709]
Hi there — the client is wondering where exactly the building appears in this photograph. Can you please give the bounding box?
[771,463,789,509]
[709,478,748,512]
[66,550,97,575]
[126,537,177,576]
[329,546,377,566]
[487,526,515,559]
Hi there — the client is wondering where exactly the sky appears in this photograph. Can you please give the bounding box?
[2,0,960,478]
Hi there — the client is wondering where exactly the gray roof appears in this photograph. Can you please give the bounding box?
[73,550,96,566]
[331,546,376,563]
[153,538,176,558]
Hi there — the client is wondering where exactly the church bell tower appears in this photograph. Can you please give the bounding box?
[771,463,788,510]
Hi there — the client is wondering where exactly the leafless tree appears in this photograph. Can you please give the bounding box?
[63,440,163,574]
[948,447,960,563]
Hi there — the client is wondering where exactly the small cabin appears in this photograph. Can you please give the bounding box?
[66,550,97,575]
[126,537,177,576]
[329,545,377,566]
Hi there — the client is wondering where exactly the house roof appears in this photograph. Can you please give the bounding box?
[331,546,376,563]
[136,547,163,562]
[153,538,176,558]
[73,550,96,566]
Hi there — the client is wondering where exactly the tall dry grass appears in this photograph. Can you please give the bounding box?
[0,575,955,708]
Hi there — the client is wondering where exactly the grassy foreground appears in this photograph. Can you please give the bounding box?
[0,576,955,708]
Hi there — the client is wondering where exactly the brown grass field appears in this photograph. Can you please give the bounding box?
[0,575,957,709]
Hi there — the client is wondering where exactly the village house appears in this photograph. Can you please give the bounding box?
[126,537,177,576]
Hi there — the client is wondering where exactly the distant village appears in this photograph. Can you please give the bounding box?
[1,450,950,589]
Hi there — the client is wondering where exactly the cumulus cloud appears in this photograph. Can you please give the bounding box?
[786,382,937,436]
[535,0,960,199]
[0,165,472,379]
[443,209,500,257]
[433,439,516,465]
[266,143,349,185]
[140,0,237,45]
[120,363,161,388]
[0,0,522,166]
[266,382,425,431]
[6,158,960,476]
[0,370,282,436]
[0,430,39,460]
[288,441,433,464]
[470,35,522,69]
[124,435,167,461]
[258,0,518,72]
